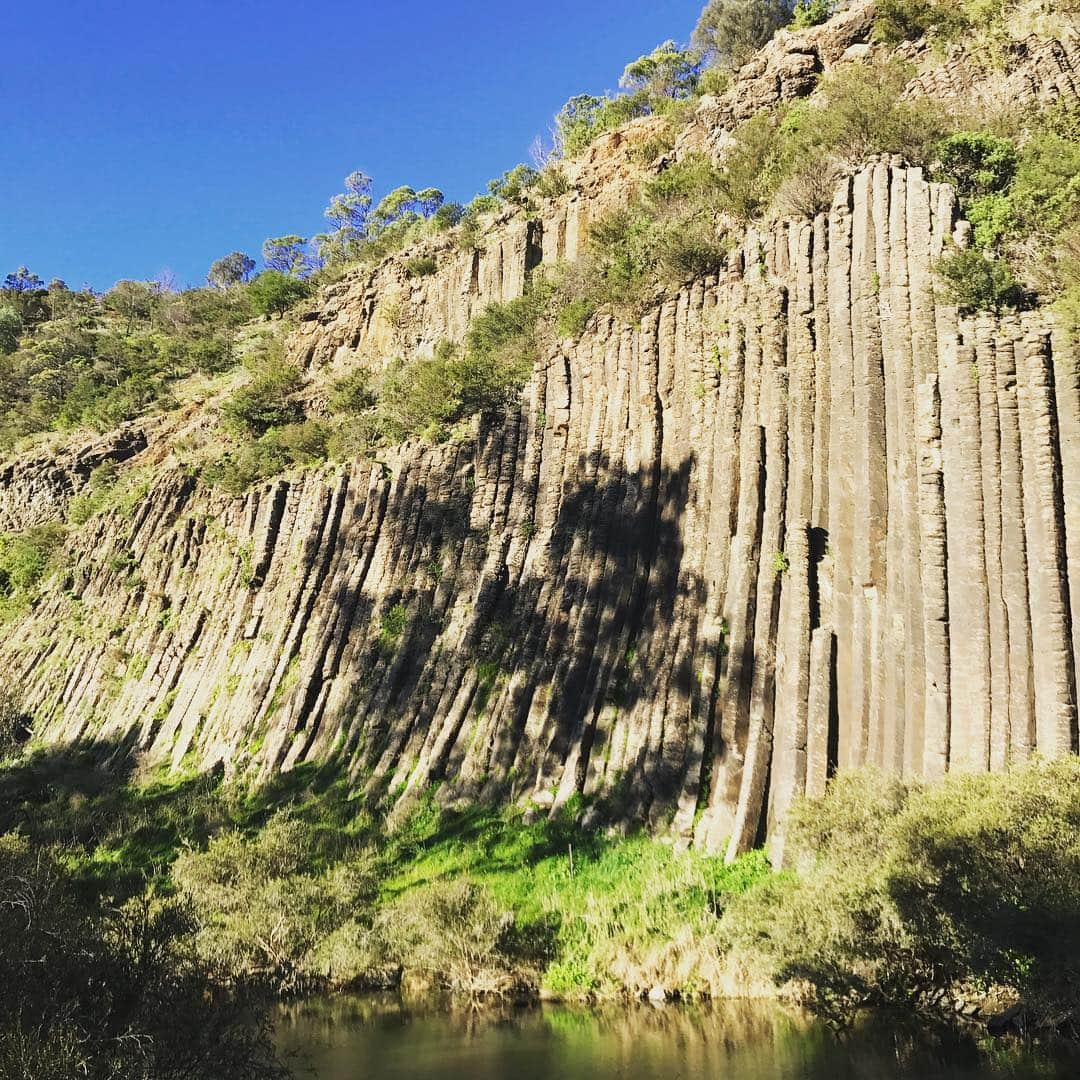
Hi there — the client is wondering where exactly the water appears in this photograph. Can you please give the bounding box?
[276,995,1077,1079]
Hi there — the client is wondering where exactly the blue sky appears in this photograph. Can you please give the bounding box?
[2,0,703,291]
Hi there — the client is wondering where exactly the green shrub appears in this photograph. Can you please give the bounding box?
[375,289,551,441]
[936,131,1018,200]
[557,297,596,338]
[378,602,409,648]
[692,0,793,72]
[937,247,1023,312]
[328,370,376,415]
[220,357,303,437]
[780,59,945,169]
[0,524,64,615]
[0,306,21,355]
[723,761,1080,1034]
[873,0,971,44]
[205,421,327,494]
[488,164,540,207]
[173,813,379,993]
[0,834,288,1078]
[404,255,438,277]
[791,0,834,29]
[247,271,310,318]
[378,880,519,996]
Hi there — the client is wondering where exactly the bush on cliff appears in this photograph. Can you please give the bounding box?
[0,278,254,453]
[0,523,64,619]
[937,247,1024,312]
[373,287,554,441]
[248,271,311,319]
[692,0,794,72]
[932,105,1080,314]
[722,761,1080,1035]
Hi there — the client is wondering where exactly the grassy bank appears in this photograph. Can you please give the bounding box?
[4,743,1080,1075]
[0,743,769,1001]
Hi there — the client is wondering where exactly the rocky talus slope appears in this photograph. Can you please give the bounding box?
[3,7,1079,859]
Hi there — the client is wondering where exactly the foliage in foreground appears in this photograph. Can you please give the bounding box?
[723,761,1080,1037]
[5,740,1080,1061]
[0,832,287,1079]
[0,744,766,1004]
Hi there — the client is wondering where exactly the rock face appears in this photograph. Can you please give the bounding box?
[0,425,148,533]
[4,159,1078,858]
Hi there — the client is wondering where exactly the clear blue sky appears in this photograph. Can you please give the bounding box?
[3,0,703,291]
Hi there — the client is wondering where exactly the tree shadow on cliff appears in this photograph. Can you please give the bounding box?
[474,449,719,820]
[293,435,737,830]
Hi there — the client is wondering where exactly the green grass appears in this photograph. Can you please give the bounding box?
[378,799,769,996]
[0,744,767,998]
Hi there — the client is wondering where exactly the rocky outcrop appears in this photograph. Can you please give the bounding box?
[4,160,1078,860]
[0,425,148,533]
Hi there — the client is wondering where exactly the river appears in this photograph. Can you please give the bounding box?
[276,995,1078,1079]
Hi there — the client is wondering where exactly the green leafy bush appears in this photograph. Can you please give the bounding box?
[0,306,21,354]
[205,422,328,494]
[937,247,1023,312]
[555,42,699,158]
[328,370,376,415]
[220,354,303,437]
[723,761,1080,1034]
[936,131,1018,200]
[791,0,834,29]
[488,164,540,207]
[0,524,64,616]
[247,271,310,318]
[693,0,793,72]
[378,880,519,996]
[173,813,379,993]
[874,0,972,44]
[404,255,438,277]
[0,834,288,1078]
[375,288,552,441]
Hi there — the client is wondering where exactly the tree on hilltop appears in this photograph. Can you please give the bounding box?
[208,251,256,289]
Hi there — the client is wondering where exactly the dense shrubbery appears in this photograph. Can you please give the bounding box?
[936,248,1024,312]
[328,287,556,448]
[874,0,975,45]
[248,271,311,318]
[0,275,255,453]
[0,745,767,1010]
[0,832,287,1079]
[930,103,1080,317]
[692,0,794,72]
[173,813,380,993]
[0,523,64,619]
[5,740,1080,1059]
[723,762,1080,1036]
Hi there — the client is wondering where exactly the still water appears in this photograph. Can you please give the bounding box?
[277,995,1078,1079]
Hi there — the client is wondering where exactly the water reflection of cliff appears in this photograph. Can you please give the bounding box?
[275,995,1068,1080]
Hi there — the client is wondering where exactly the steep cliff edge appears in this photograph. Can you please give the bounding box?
[3,5,1079,859]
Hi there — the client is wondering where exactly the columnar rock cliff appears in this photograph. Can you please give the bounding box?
[4,5,1079,857]
[5,157,1078,859]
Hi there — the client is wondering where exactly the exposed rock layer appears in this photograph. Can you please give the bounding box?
[5,162,1078,858]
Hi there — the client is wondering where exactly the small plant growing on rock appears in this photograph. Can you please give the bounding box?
[936,247,1023,313]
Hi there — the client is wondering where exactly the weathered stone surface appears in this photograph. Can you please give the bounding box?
[0,425,149,532]
[3,157,1077,854]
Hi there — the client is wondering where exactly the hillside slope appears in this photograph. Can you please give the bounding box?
[3,1,1079,860]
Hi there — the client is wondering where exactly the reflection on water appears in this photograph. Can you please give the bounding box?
[276,994,1078,1080]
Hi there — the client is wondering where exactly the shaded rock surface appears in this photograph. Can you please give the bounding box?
[3,160,1078,860]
